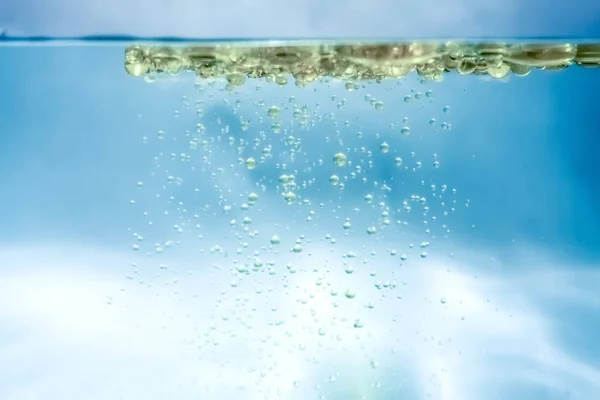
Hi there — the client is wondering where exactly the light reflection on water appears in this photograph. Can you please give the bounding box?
[0,41,599,400]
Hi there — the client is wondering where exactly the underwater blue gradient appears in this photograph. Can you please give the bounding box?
[1,44,600,399]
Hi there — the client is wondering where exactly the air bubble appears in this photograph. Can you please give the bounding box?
[270,235,281,245]
[267,106,281,118]
[245,157,256,169]
[333,153,347,167]
[283,191,297,203]
[248,193,259,204]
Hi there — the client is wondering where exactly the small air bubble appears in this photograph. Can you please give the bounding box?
[245,157,256,169]
[267,105,281,118]
[270,235,281,245]
[333,153,347,167]
[248,192,259,204]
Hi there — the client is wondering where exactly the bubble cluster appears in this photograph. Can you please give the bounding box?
[124,43,480,399]
[126,42,600,84]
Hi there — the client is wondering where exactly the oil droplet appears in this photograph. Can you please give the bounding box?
[353,319,364,328]
[329,175,340,185]
[245,157,256,169]
[374,101,384,110]
[404,95,413,103]
[333,153,347,167]
[401,126,411,136]
[343,221,352,230]
[318,327,326,336]
[394,157,403,167]
[365,194,373,203]
[366,227,377,235]
[344,289,356,299]
[380,142,390,153]
[420,252,428,258]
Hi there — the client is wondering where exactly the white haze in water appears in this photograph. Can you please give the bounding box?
[1,199,600,400]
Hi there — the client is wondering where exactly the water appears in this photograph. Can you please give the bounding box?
[1,40,600,400]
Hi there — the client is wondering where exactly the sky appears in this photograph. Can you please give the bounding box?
[1,4,600,400]
[1,0,600,38]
